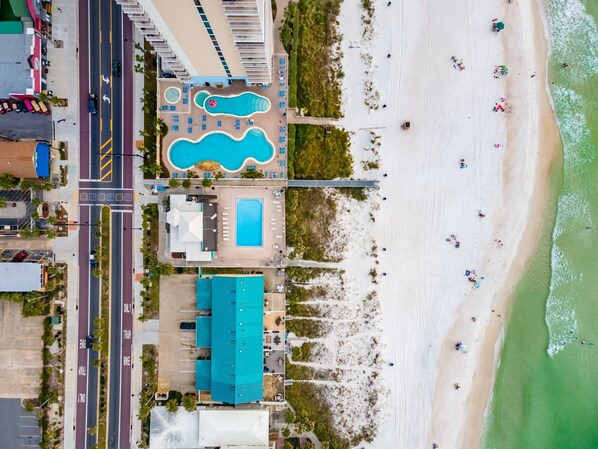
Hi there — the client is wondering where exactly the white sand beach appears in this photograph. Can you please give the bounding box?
[334,0,560,448]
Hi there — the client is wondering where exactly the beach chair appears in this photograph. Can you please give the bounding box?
[187,117,193,124]
[279,160,286,167]
[170,105,176,111]
[173,125,179,131]
[182,87,188,94]
[279,102,285,108]
[161,105,168,111]
[279,148,286,154]
[173,173,179,179]
[188,127,193,133]
[201,124,206,130]
[173,115,179,122]
[202,115,207,121]
[217,120,222,127]
[183,97,188,104]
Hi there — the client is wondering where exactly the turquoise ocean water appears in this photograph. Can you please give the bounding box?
[482,1,598,448]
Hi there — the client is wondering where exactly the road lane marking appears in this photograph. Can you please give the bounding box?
[100,138,112,150]
[100,157,112,172]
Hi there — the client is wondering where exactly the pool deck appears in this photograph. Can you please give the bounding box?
[157,185,286,268]
[157,53,289,180]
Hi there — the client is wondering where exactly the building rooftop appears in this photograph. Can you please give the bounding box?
[0,141,50,178]
[0,262,44,292]
[194,275,264,404]
[166,194,217,262]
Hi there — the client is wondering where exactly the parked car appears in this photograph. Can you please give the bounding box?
[85,335,95,349]
[112,60,121,77]
[90,251,98,267]
[13,250,28,262]
[180,322,196,330]
[88,93,97,114]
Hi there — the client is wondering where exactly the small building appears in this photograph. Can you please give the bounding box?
[195,275,264,404]
[0,262,45,292]
[0,141,50,178]
[0,0,49,97]
[149,407,270,449]
[166,194,217,262]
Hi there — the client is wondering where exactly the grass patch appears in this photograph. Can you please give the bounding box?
[286,319,326,339]
[139,204,170,321]
[287,123,296,179]
[138,345,158,447]
[293,125,352,180]
[280,0,343,117]
[286,382,349,449]
[286,188,338,261]
[91,206,111,449]
[337,187,367,202]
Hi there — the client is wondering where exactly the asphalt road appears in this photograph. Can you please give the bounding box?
[75,0,134,448]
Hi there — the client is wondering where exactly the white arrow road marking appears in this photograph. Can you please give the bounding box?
[102,95,111,104]
[102,75,110,84]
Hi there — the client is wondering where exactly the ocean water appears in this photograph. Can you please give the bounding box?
[482,1,598,448]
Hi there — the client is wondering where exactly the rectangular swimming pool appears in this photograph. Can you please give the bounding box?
[236,199,263,247]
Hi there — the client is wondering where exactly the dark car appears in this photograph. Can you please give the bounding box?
[90,251,98,267]
[13,250,28,262]
[112,60,121,77]
[88,93,97,114]
[85,335,95,349]
[180,322,196,330]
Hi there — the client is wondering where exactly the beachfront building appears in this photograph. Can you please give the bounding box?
[149,407,271,449]
[0,141,51,178]
[195,274,286,404]
[0,0,50,98]
[165,194,218,263]
[0,263,46,292]
[115,0,273,86]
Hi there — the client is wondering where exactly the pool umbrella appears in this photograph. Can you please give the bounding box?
[495,21,505,31]
[500,65,508,75]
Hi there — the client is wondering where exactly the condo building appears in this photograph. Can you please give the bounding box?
[116,0,273,86]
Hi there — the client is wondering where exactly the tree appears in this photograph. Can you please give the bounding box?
[201,178,212,188]
[214,171,224,180]
[282,441,293,449]
[284,410,296,423]
[46,216,57,225]
[241,168,265,179]
[169,178,181,188]
[281,427,291,439]
[303,442,316,449]
[0,198,7,208]
[181,394,196,412]
[182,179,191,189]
[165,398,179,414]
[0,173,18,189]
[31,196,43,207]
[45,229,57,239]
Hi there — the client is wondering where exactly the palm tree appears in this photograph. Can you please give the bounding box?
[165,398,179,414]
[0,198,7,208]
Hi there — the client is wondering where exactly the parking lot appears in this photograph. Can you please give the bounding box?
[158,274,202,393]
[0,398,41,449]
[0,189,35,231]
[0,110,52,141]
[0,301,44,398]
[0,248,53,263]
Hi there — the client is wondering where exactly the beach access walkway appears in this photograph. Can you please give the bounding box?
[287,179,379,188]
[287,113,339,126]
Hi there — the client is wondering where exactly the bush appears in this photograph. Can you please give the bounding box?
[182,394,196,412]
[201,178,212,188]
[165,398,178,414]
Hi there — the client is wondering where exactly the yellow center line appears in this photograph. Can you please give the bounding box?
[100,138,112,150]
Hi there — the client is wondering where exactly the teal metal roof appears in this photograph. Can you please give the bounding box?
[211,275,264,404]
[196,317,212,348]
[196,360,212,391]
[196,278,212,309]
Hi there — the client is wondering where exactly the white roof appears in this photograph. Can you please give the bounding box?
[150,407,269,449]
[167,195,211,262]
[150,407,200,449]
[0,263,43,292]
[198,409,269,448]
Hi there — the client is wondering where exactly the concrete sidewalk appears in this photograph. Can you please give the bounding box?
[46,0,83,447]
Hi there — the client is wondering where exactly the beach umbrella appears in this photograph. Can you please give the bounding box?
[496,22,505,31]
[500,65,509,75]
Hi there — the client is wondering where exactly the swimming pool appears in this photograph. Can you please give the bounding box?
[168,128,274,172]
[236,199,263,247]
[194,91,270,117]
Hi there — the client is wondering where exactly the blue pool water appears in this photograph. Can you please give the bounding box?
[195,91,270,117]
[168,128,274,172]
[236,199,263,247]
